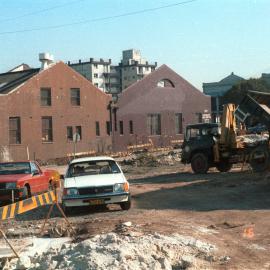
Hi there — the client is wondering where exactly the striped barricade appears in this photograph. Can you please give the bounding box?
[0,190,56,220]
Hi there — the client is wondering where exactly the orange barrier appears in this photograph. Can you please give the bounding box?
[0,190,56,220]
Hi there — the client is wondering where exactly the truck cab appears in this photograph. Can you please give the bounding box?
[181,123,222,173]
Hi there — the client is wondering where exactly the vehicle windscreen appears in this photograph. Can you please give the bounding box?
[0,162,31,175]
[185,128,200,141]
[185,126,220,140]
[67,160,121,177]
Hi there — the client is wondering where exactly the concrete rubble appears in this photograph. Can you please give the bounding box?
[120,150,181,168]
[4,231,219,270]
[237,134,268,147]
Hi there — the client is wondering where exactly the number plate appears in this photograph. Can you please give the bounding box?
[88,199,104,205]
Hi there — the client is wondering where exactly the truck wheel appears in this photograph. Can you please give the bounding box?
[191,153,209,174]
[120,196,131,210]
[249,146,269,172]
[216,161,232,172]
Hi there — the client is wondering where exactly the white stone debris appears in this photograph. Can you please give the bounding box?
[6,232,219,270]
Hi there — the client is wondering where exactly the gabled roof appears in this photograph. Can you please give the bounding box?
[0,61,111,98]
[0,68,39,94]
[117,64,206,108]
[8,63,31,72]
[219,72,244,84]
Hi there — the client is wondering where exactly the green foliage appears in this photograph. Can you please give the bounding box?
[222,78,270,105]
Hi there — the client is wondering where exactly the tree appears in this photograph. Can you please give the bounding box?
[222,78,270,105]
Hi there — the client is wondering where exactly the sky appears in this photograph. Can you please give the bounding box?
[0,0,269,90]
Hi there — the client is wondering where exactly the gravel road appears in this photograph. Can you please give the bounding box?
[1,160,270,269]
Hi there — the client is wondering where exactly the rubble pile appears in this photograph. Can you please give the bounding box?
[237,134,268,147]
[156,151,181,166]
[7,232,219,270]
[121,150,181,167]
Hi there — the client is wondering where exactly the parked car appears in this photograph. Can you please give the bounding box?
[62,156,131,212]
[0,161,59,203]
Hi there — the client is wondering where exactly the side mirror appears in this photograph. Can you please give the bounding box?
[60,174,65,180]
[32,170,39,176]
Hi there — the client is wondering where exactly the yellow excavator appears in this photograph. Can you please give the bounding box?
[181,91,270,174]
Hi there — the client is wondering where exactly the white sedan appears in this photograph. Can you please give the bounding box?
[62,156,131,212]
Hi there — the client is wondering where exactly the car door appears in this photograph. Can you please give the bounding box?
[30,162,47,193]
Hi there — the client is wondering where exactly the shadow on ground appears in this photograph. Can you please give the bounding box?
[133,171,270,211]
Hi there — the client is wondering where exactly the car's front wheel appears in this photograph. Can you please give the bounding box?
[21,185,31,200]
[62,204,71,215]
[120,196,131,210]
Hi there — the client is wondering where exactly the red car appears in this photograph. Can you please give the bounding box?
[0,161,59,203]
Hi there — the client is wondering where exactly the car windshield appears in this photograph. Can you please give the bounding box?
[0,162,31,175]
[67,160,121,177]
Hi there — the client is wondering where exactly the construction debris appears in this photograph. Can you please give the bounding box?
[6,232,220,270]
[237,134,269,147]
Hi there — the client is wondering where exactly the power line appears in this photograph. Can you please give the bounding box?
[0,0,198,36]
[0,0,87,23]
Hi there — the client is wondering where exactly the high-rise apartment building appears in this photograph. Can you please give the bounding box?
[120,49,157,90]
[68,49,157,98]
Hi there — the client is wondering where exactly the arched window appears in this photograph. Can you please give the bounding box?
[157,79,175,88]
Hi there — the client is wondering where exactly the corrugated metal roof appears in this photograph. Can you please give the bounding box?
[0,68,39,94]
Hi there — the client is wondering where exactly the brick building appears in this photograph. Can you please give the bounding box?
[0,59,112,161]
[112,65,211,151]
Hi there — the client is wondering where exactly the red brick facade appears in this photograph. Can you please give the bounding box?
[0,62,112,161]
[112,65,211,151]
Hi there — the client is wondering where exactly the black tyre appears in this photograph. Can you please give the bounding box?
[249,145,270,172]
[191,153,209,174]
[48,181,53,191]
[120,196,131,210]
[62,203,71,215]
[22,185,31,200]
[216,161,232,172]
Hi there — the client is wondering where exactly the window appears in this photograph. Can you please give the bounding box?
[42,117,53,142]
[175,113,183,134]
[67,126,73,141]
[96,121,100,136]
[157,79,175,88]
[94,83,99,88]
[119,121,123,135]
[196,113,203,123]
[67,160,121,177]
[0,162,30,175]
[30,162,39,174]
[129,120,133,134]
[70,88,80,106]
[9,117,21,144]
[147,114,161,135]
[94,64,98,69]
[76,126,82,139]
[94,73,98,78]
[40,88,51,106]
[106,121,110,135]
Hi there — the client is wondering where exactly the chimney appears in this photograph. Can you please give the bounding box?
[39,53,54,70]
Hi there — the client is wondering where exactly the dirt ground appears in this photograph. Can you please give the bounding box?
[1,158,270,269]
